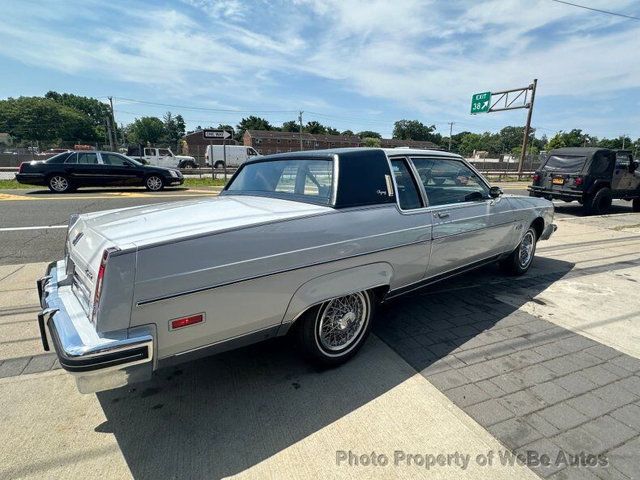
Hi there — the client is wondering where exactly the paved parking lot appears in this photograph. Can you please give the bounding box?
[0,187,639,479]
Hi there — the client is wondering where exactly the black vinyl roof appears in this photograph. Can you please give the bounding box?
[547,147,611,159]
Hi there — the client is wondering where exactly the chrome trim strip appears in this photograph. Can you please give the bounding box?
[136,236,428,306]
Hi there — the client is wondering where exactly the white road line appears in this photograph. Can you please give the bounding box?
[0,225,66,232]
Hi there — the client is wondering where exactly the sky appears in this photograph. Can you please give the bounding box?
[0,0,639,140]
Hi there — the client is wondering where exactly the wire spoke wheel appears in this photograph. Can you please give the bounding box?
[317,292,368,352]
[518,230,535,268]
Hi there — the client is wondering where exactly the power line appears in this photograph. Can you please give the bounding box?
[115,97,297,114]
[548,0,640,21]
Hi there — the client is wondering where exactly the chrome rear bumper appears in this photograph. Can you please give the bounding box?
[38,260,154,394]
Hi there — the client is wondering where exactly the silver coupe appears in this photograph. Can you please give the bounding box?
[36,148,556,393]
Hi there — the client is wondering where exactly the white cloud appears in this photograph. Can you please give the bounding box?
[0,0,639,135]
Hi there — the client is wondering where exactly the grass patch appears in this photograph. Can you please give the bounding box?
[184,177,227,187]
[0,179,29,189]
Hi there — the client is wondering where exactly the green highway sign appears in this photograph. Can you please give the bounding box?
[471,91,491,114]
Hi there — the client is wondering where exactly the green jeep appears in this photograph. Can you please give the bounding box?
[528,147,640,215]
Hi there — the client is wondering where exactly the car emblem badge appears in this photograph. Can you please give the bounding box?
[85,269,93,280]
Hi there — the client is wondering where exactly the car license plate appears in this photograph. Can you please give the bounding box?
[552,177,564,185]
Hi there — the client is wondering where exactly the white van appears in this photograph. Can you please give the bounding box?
[205,145,260,168]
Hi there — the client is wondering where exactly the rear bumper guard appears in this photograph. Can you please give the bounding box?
[37,260,154,394]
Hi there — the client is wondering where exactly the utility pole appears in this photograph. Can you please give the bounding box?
[518,78,537,177]
[108,96,118,150]
[622,134,626,149]
[447,122,455,151]
[298,111,304,151]
[105,117,114,151]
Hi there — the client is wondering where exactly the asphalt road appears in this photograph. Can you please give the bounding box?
[0,187,218,265]
[0,185,636,266]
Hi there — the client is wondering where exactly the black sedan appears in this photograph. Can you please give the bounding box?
[15,150,184,193]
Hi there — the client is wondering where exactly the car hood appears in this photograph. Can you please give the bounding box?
[76,195,332,248]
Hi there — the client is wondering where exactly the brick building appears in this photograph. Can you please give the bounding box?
[243,130,440,155]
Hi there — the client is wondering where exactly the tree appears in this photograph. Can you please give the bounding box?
[341,130,355,136]
[305,121,326,134]
[357,130,381,139]
[457,133,485,157]
[0,96,95,144]
[598,136,632,149]
[326,127,340,135]
[281,120,299,132]
[161,112,186,147]
[362,137,381,147]
[547,129,593,150]
[392,120,441,144]
[127,117,165,145]
[45,91,110,139]
[236,116,273,141]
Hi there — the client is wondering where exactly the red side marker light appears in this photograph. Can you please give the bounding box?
[574,177,584,186]
[170,314,204,330]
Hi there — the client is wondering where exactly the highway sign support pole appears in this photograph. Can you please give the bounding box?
[518,78,537,178]
[448,122,454,151]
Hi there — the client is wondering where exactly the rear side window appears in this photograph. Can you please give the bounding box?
[101,153,129,166]
[45,152,71,164]
[390,159,422,209]
[78,152,99,164]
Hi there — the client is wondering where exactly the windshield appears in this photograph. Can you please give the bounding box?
[542,155,587,172]
[226,158,334,205]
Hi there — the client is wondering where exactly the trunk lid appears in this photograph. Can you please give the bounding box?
[74,195,331,249]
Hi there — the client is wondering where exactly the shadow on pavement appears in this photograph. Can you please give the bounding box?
[553,202,633,217]
[97,257,575,479]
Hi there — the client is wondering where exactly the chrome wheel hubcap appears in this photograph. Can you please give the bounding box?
[147,177,162,190]
[318,292,368,351]
[518,231,535,268]
[51,176,68,191]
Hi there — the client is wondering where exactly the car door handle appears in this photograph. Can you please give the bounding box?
[435,212,450,219]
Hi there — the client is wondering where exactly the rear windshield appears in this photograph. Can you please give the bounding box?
[226,158,334,205]
[542,155,587,172]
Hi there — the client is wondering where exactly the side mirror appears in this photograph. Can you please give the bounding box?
[630,161,639,173]
[489,186,502,198]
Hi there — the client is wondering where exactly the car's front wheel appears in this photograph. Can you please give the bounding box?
[297,290,374,367]
[145,175,164,191]
[500,227,537,276]
[47,174,72,193]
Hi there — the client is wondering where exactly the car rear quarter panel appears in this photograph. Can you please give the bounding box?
[129,205,432,360]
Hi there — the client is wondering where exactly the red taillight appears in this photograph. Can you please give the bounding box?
[91,247,118,322]
[574,177,584,186]
[532,173,540,183]
[170,314,205,330]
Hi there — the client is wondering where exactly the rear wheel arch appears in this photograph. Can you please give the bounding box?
[282,263,393,330]
[530,217,545,240]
